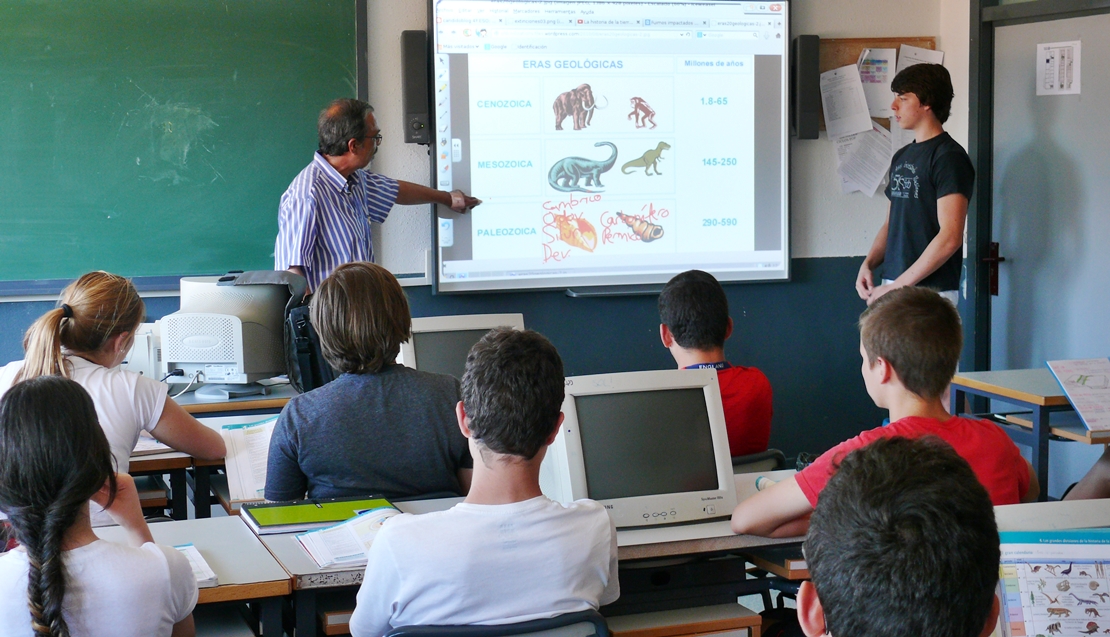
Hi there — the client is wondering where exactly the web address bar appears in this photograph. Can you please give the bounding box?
[495,29,691,39]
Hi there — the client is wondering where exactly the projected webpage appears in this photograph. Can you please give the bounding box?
[432,0,789,292]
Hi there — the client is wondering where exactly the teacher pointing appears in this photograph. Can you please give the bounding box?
[275,98,480,290]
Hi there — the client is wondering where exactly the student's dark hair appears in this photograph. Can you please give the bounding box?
[0,376,117,637]
[891,63,954,124]
[318,98,375,156]
[658,270,730,350]
[461,328,564,460]
[805,436,999,637]
[859,286,962,400]
[18,271,144,383]
[311,262,411,375]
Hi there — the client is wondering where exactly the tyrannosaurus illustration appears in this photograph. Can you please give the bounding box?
[621,142,671,175]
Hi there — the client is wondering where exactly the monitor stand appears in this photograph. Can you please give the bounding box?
[193,383,272,402]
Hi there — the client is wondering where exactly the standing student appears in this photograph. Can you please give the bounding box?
[731,287,1037,538]
[798,437,1000,637]
[855,63,974,306]
[0,376,197,637]
[658,270,773,457]
[0,272,225,477]
[265,262,472,502]
[348,329,619,636]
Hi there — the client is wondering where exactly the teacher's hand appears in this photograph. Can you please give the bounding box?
[449,190,482,213]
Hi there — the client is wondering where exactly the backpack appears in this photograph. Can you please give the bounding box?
[216,270,337,393]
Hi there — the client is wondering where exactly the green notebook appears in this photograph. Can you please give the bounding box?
[241,496,396,535]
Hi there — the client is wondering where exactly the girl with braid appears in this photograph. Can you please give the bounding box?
[0,272,224,516]
[0,377,197,636]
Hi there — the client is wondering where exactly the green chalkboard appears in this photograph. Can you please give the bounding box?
[0,0,357,283]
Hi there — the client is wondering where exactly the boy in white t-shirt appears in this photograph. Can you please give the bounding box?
[348,329,619,637]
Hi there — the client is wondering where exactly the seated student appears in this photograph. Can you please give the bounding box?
[658,270,773,457]
[732,286,1037,537]
[0,271,225,477]
[798,436,1000,637]
[347,329,619,636]
[265,262,472,502]
[0,376,198,637]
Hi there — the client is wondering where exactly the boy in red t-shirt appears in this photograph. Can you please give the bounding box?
[731,286,1038,538]
[658,270,773,458]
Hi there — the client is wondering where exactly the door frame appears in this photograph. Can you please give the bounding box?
[965,0,1110,372]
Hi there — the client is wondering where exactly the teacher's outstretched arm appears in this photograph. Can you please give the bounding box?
[396,180,481,213]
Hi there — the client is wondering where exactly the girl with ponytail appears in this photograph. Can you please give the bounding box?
[0,377,197,637]
[0,272,224,482]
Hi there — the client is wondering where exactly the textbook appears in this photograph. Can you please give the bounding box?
[296,503,401,569]
[132,432,172,457]
[998,529,1110,637]
[240,496,396,535]
[174,543,218,588]
[1048,358,1110,431]
[221,416,279,504]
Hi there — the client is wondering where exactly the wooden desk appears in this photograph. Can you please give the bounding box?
[260,473,802,634]
[176,383,297,416]
[951,369,1074,501]
[95,517,291,637]
[129,413,279,519]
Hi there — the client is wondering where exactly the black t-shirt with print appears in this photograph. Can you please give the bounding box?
[882,131,975,291]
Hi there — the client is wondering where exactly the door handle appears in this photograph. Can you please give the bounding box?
[982,242,1005,296]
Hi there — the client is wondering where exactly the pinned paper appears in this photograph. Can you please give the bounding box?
[1037,40,1081,95]
[836,122,892,198]
[889,116,916,154]
[857,48,896,118]
[820,65,872,140]
[896,44,944,73]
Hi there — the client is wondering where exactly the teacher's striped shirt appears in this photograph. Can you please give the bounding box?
[274,152,399,290]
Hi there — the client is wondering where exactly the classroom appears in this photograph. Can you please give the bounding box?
[2,0,1109,635]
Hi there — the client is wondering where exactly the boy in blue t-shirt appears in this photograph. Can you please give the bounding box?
[855,63,975,306]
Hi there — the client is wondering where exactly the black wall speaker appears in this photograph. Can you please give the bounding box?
[401,30,431,144]
[792,35,820,140]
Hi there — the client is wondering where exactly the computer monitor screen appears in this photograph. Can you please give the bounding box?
[411,328,494,379]
[540,369,736,528]
[576,389,717,500]
[397,313,526,376]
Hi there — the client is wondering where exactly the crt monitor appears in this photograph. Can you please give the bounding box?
[397,313,526,379]
[539,369,737,528]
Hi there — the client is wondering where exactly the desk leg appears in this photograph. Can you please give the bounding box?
[192,467,212,519]
[296,589,317,637]
[259,597,282,637]
[952,386,965,416]
[169,469,187,520]
[1032,405,1050,502]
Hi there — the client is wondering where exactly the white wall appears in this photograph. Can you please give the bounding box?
[367,0,964,273]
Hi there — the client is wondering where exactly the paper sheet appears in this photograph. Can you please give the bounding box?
[857,48,896,118]
[835,131,866,194]
[1048,359,1110,431]
[896,44,944,73]
[1037,40,1081,96]
[836,122,892,197]
[889,116,916,154]
[820,65,873,140]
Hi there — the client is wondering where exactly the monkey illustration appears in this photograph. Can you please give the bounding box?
[627,97,657,129]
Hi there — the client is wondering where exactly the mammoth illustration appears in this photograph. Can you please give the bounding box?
[553,84,606,131]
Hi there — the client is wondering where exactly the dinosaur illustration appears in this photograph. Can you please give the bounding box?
[548,142,618,193]
[1063,563,1075,576]
[1045,565,1060,576]
[627,97,657,129]
[1082,622,1100,634]
[553,84,607,131]
[1047,608,1072,617]
[1088,609,1103,618]
[1043,593,1059,604]
[1073,593,1098,605]
[621,142,671,176]
[1094,593,1110,602]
